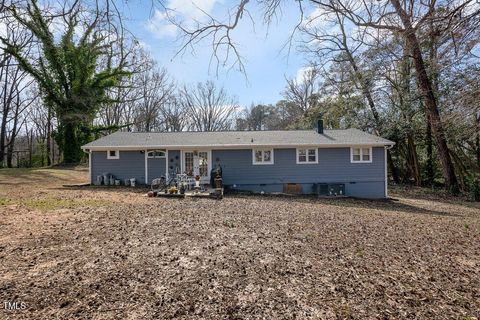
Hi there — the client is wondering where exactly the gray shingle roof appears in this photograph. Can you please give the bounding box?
[82,129,394,150]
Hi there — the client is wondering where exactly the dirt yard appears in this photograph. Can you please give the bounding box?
[0,168,479,319]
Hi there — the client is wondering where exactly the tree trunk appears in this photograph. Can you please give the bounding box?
[0,61,9,167]
[6,123,17,168]
[390,0,458,193]
[450,149,467,190]
[398,42,422,186]
[476,114,480,169]
[387,149,400,183]
[345,51,381,125]
[61,120,81,164]
[46,106,52,166]
[477,135,480,169]
[29,130,33,167]
[426,115,434,185]
[52,141,57,165]
[6,147,14,168]
[476,133,480,169]
[407,133,421,186]
[6,97,21,168]
[0,111,7,166]
[426,15,437,186]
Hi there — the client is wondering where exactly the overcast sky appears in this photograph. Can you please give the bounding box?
[118,0,309,106]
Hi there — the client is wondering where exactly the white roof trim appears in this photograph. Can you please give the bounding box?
[82,142,394,151]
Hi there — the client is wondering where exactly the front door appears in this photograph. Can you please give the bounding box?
[183,150,210,184]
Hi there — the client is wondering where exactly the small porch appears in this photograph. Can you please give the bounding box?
[151,186,224,199]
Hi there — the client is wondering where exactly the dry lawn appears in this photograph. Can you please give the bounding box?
[0,167,479,319]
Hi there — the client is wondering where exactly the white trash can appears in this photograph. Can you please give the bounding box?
[130,178,136,187]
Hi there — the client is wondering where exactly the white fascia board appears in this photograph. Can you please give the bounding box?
[82,142,395,151]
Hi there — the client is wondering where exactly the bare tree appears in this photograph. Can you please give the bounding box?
[28,95,56,166]
[0,15,36,167]
[301,11,382,128]
[180,81,239,131]
[133,64,175,132]
[158,95,189,132]
[163,0,480,192]
[282,67,320,117]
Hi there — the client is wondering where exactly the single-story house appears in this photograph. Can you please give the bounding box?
[81,122,394,198]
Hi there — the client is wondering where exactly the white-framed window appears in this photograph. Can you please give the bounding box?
[252,148,274,165]
[107,150,119,159]
[350,147,372,163]
[296,148,318,164]
[147,150,166,158]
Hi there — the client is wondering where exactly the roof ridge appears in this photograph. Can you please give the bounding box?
[115,128,353,134]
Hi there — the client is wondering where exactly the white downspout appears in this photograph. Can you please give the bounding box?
[165,150,169,180]
[89,151,92,184]
[145,149,148,185]
[384,145,394,198]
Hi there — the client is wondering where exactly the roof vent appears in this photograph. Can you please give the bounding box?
[317,119,324,134]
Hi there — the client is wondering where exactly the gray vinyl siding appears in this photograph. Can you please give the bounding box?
[91,151,146,185]
[147,157,166,184]
[212,147,386,198]
[166,150,181,176]
[90,147,386,197]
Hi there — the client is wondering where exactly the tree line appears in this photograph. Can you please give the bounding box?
[0,0,479,195]
[0,0,241,166]
[169,0,480,194]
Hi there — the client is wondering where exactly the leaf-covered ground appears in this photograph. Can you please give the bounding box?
[0,168,479,319]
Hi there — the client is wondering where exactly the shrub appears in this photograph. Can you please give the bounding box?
[467,175,480,202]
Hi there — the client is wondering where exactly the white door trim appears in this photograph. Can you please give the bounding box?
[181,149,212,183]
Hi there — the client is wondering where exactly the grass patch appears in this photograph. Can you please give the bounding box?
[0,167,87,181]
[223,220,236,228]
[0,198,14,205]
[355,248,364,257]
[24,198,106,211]
[0,197,106,211]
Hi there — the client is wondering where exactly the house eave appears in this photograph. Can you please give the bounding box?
[81,142,395,151]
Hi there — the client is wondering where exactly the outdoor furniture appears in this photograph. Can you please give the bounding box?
[176,174,195,190]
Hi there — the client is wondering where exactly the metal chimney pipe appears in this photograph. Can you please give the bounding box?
[317,119,324,134]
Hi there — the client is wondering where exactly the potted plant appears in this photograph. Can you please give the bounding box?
[179,183,186,194]
[195,175,201,188]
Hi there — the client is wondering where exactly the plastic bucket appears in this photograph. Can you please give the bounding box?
[103,174,110,186]
[130,178,136,187]
[124,179,130,186]
[96,175,103,186]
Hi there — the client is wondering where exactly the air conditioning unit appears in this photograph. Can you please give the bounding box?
[314,183,345,196]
